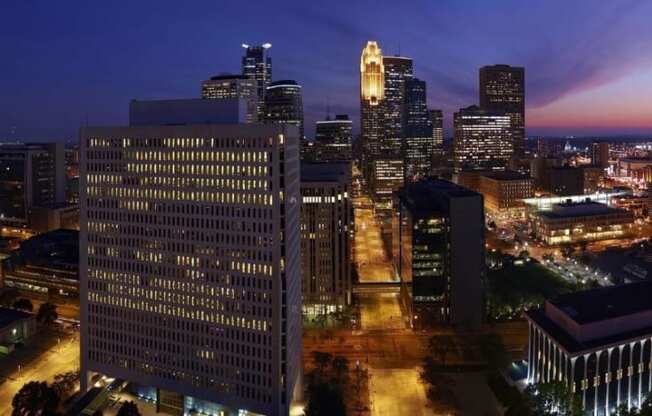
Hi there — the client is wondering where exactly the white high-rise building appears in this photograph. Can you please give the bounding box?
[80,116,302,415]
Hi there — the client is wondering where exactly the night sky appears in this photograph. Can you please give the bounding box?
[2,0,652,141]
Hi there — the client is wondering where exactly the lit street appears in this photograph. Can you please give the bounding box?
[0,329,79,416]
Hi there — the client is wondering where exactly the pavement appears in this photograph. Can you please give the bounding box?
[0,328,79,415]
[354,195,395,284]
[358,293,405,330]
[368,368,434,416]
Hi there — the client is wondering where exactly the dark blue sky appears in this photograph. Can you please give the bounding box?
[2,0,652,141]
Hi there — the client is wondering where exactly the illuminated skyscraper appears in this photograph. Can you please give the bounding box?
[382,56,413,155]
[242,43,272,118]
[360,41,385,168]
[201,74,259,123]
[80,102,302,416]
[453,105,512,172]
[264,80,304,139]
[429,109,444,153]
[479,65,525,157]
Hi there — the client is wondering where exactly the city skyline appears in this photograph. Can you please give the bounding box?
[2,1,652,141]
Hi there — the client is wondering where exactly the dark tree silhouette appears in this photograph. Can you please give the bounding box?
[37,302,58,324]
[117,401,141,416]
[13,298,33,312]
[12,381,60,416]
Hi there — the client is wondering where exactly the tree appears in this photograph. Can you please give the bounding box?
[331,356,349,385]
[51,371,79,398]
[523,381,582,416]
[12,381,60,416]
[312,351,333,375]
[0,287,19,307]
[304,382,347,416]
[117,401,141,416]
[13,298,33,312]
[428,335,456,367]
[476,333,510,373]
[37,302,58,325]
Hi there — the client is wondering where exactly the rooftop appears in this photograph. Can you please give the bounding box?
[550,281,652,325]
[398,177,480,213]
[481,170,531,181]
[301,162,351,183]
[526,281,652,354]
[0,307,33,329]
[207,74,248,81]
[538,200,628,219]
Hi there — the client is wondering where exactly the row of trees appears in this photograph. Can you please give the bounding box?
[4,294,59,325]
[12,372,79,416]
[304,351,368,416]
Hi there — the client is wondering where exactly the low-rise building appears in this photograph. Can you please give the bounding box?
[0,307,35,353]
[458,170,534,219]
[2,229,79,299]
[28,202,79,233]
[532,200,634,245]
[526,281,652,415]
[611,194,652,218]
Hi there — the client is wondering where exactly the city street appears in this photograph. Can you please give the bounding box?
[0,329,79,415]
[368,368,434,416]
[354,195,395,283]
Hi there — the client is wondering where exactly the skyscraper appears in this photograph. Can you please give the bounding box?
[80,102,302,415]
[201,74,259,123]
[453,105,512,172]
[479,65,525,158]
[404,77,434,180]
[360,41,385,167]
[300,162,352,315]
[382,56,413,155]
[264,80,304,139]
[591,141,610,169]
[429,109,444,153]
[242,43,272,118]
[313,115,353,162]
[0,143,65,228]
[393,178,485,329]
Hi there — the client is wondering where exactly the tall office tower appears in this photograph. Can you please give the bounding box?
[429,110,444,152]
[479,65,525,158]
[313,115,353,162]
[300,162,352,316]
[370,158,404,213]
[382,55,413,155]
[264,80,304,139]
[201,74,259,123]
[0,143,65,228]
[242,43,272,118]
[80,103,302,415]
[404,77,434,180]
[591,141,610,169]
[393,178,485,329]
[360,41,385,175]
[453,105,512,172]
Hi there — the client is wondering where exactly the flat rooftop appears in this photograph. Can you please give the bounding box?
[549,280,652,325]
[0,307,32,329]
[398,177,480,213]
[301,161,351,183]
[481,170,531,181]
[538,200,627,219]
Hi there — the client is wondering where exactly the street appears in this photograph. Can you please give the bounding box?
[0,329,79,415]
